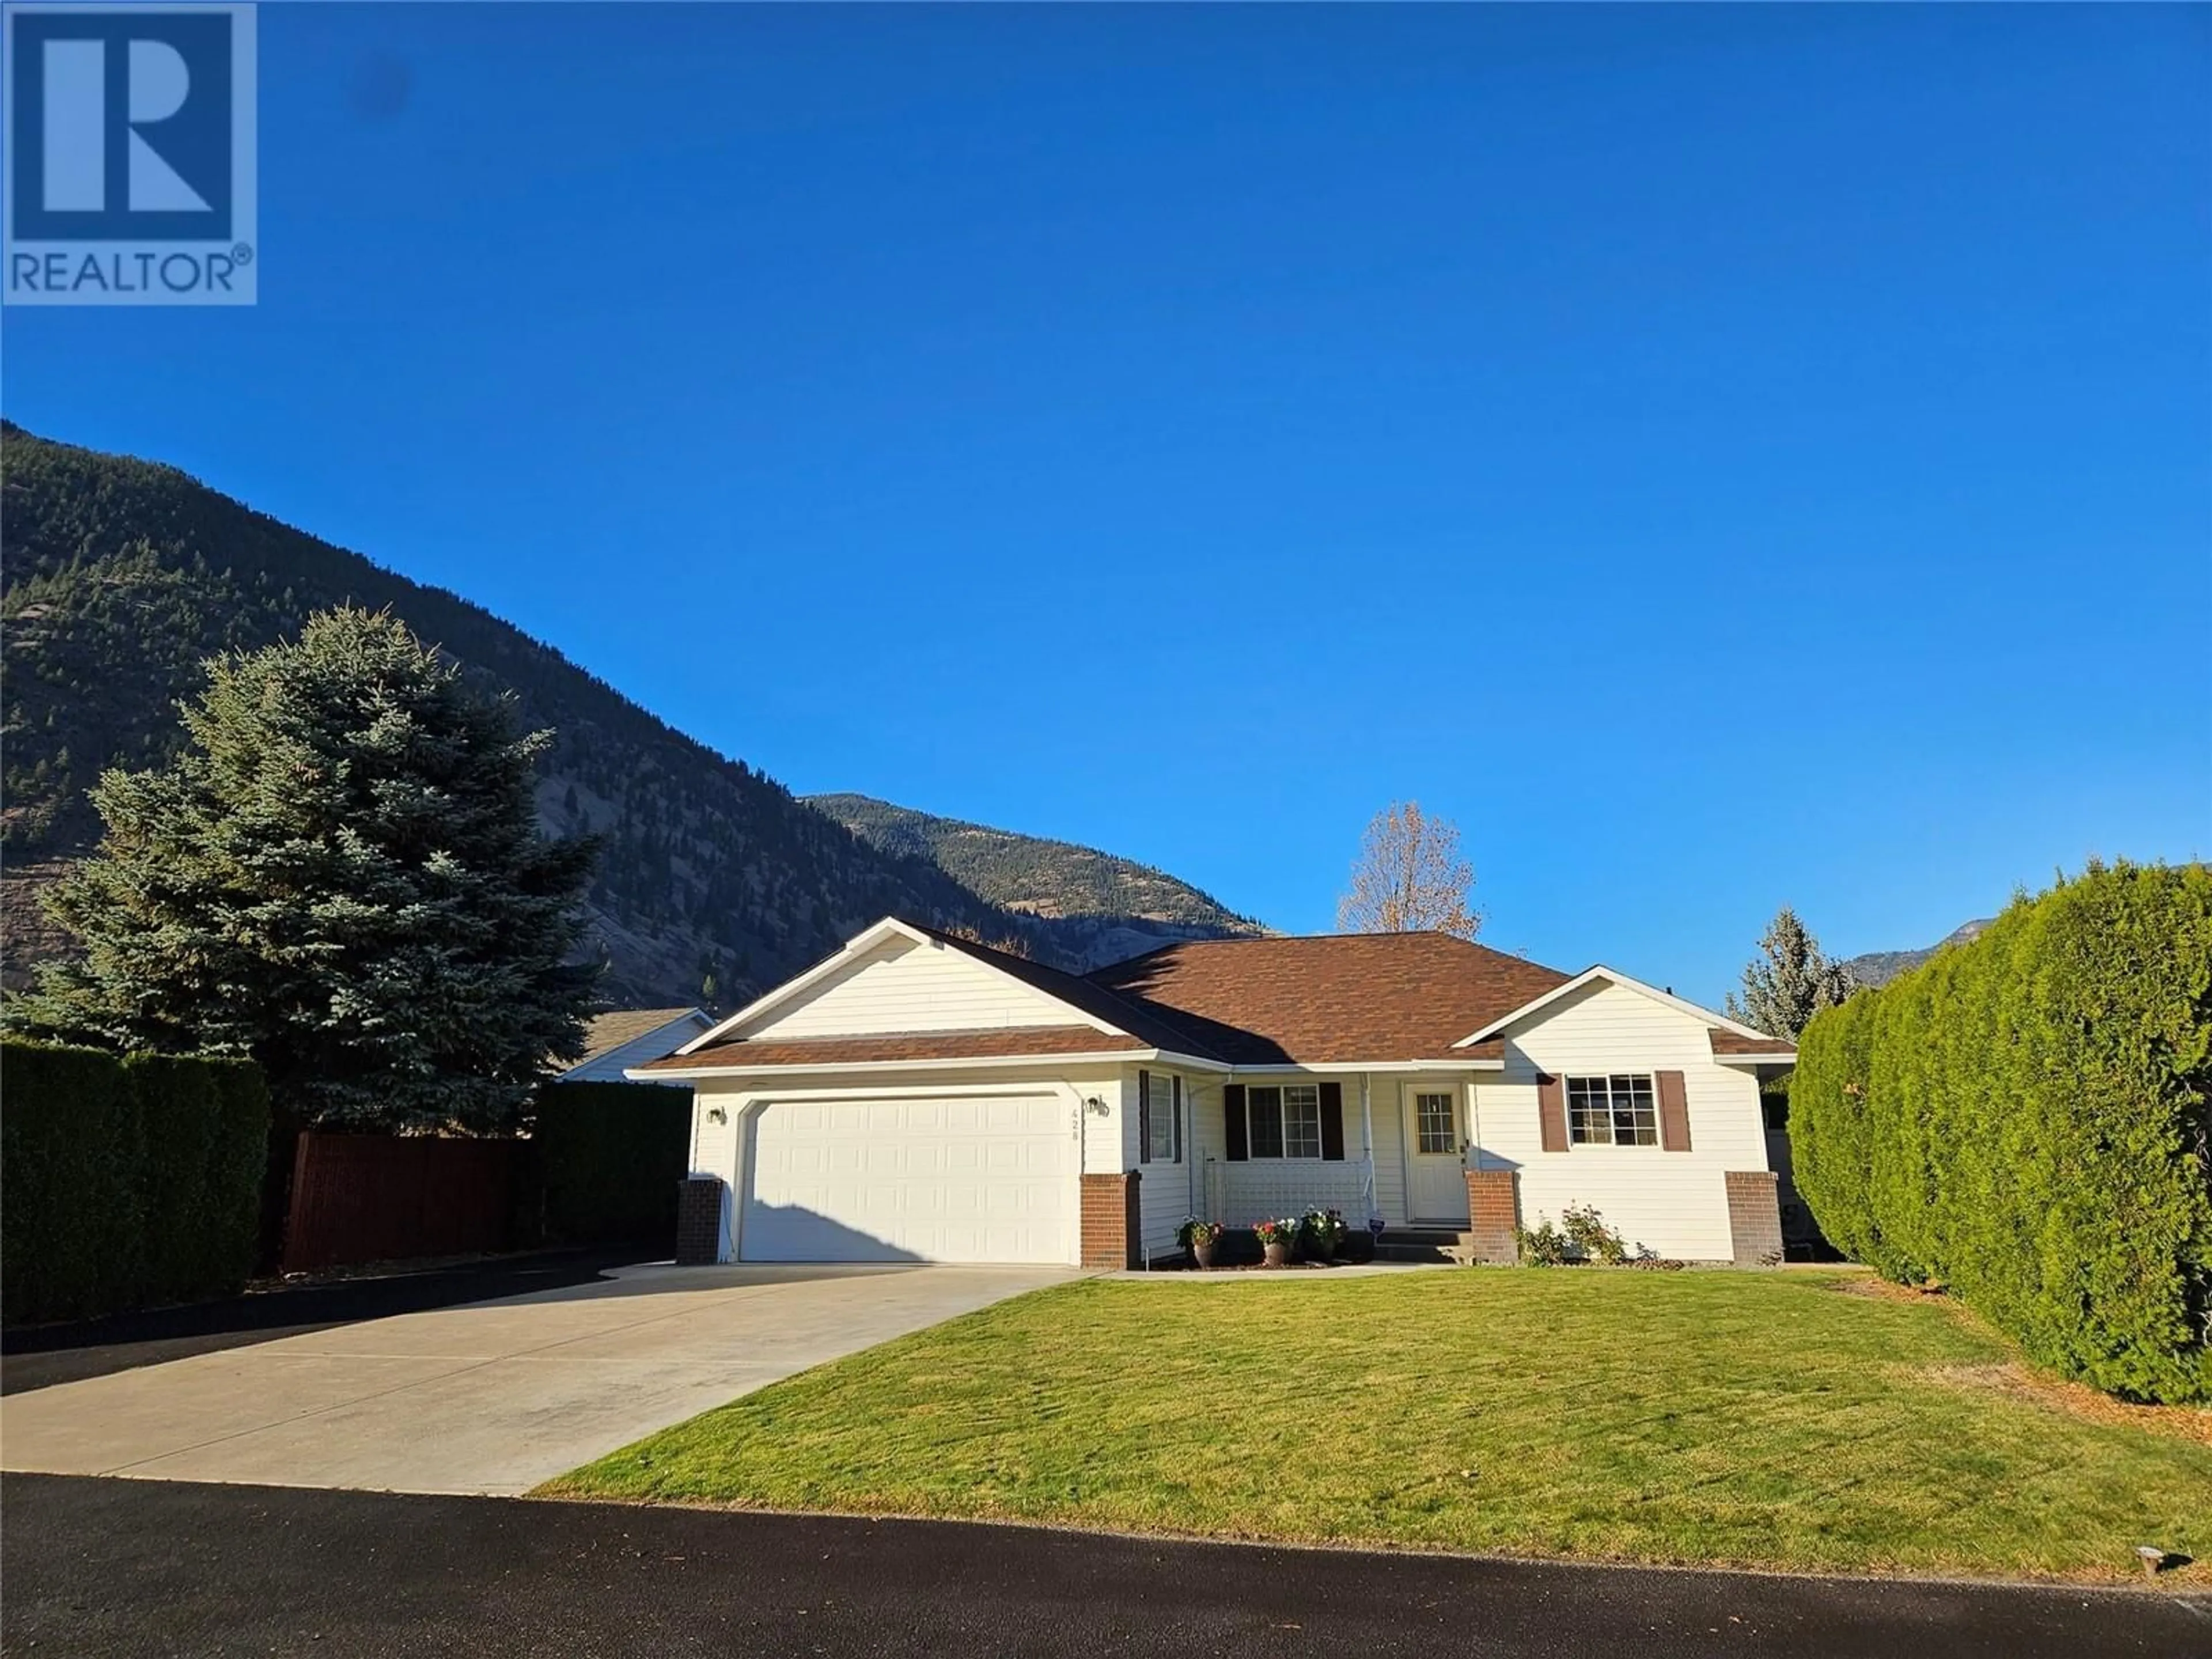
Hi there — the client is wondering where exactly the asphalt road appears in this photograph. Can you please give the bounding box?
[4,1475,2205,1658]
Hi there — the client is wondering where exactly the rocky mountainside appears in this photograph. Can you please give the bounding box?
[1,425,1253,1006]
[1842,919,1997,988]
[809,793,1266,969]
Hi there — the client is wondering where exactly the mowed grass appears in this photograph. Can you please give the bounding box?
[541,1270,2212,1581]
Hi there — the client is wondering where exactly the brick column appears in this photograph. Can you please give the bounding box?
[675,1176,725,1266]
[1725,1171,1783,1266]
[1464,1168,1520,1264]
[1081,1171,1141,1270]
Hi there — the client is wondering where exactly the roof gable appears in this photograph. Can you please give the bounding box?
[681,919,1126,1055]
[1453,966,1779,1047]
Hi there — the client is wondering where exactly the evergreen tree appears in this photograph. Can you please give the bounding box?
[12,608,599,1132]
[1726,906,1858,1039]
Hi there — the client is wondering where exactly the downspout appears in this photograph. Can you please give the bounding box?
[1359,1072,1377,1226]
[1188,1080,1199,1221]
[1467,1076,1485,1173]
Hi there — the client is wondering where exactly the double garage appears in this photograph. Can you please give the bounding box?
[734,1093,1081,1266]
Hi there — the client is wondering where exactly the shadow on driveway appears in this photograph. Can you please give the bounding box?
[0,1246,660,1395]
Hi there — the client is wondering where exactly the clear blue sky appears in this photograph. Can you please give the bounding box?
[6,5,2207,1003]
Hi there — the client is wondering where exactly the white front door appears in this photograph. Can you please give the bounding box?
[741,1094,1077,1264]
[1402,1085,1470,1224]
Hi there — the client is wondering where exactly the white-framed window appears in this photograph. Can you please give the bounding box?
[1146,1070,1179,1162]
[1566,1074,1658,1146]
[1245,1084,1320,1160]
[1414,1091,1456,1155]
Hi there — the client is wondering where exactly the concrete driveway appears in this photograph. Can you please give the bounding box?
[0,1263,1077,1497]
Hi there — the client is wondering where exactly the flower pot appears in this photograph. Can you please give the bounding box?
[1263,1241,1290,1268]
[1191,1240,1218,1270]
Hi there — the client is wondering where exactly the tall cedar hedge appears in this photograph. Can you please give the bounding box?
[2,1040,270,1325]
[1792,862,2211,1403]
[533,1082,692,1248]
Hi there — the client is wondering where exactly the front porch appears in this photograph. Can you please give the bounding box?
[1182,1070,1486,1233]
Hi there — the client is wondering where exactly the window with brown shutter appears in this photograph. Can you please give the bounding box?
[1224,1084,1248,1161]
[1561,1075,1664,1146]
[1656,1070,1691,1152]
[1537,1074,1569,1153]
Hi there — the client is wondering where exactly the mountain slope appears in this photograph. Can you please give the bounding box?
[809,793,1266,967]
[1842,919,1997,989]
[0,425,1078,1005]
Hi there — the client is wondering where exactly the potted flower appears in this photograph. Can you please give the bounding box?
[1178,1218,1225,1270]
[1252,1217,1298,1268]
[1301,1207,1348,1263]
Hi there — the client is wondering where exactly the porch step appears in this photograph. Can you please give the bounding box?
[1372,1228,1476,1265]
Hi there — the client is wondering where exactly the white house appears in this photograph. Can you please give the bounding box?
[632,919,1795,1268]
[560,1007,714,1085]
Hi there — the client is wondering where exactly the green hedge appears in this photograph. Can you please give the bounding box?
[533,1082,692,1247]
[1793,861,2212,1403]
[2,1040,270,1325]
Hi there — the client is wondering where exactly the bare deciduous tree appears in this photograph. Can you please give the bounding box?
[1336,801,1482,939]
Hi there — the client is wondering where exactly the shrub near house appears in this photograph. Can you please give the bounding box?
[1792,860,2212,1404]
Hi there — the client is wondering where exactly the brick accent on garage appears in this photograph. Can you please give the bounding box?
[1081,1171,1141,1270]
[675,1176,725,1266]
[1465,1168,1520,1264]
[1724,1170,1783,1266]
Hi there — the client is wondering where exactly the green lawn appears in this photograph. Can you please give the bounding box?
[541,1270,2212,1582]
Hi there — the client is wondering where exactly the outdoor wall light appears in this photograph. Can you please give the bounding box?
[1083,1095,1109,1115]
[707,1104,728,1124]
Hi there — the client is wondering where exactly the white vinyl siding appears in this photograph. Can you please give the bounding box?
[738,935,1093,1040]
[1471,980,1768,1261]
[1134,1067,1200,1259]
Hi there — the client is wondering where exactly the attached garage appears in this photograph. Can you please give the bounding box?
[740,1093,1078,1264]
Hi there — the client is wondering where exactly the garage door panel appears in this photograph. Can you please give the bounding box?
[742,1093,1075,1264]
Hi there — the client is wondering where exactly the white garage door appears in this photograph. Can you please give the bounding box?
[741,1094,1077,1264]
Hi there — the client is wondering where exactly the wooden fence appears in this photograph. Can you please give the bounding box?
[281,1131,525,1274]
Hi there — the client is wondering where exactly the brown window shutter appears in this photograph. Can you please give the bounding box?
[1137,1070,1152,1164]
[1318,1081,1346,1161]
[1657,1070,1691,1151]
[1172,1076,1183,1164]
[1223,1083,1248,1161]
[1537,1074,1568,1153]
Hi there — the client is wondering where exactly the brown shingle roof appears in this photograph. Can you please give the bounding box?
[636,1025,1147,1073]
[1088,933,1574,1065]
[655,925,1763,1075]
[575,1007,706,1067]
[1709,1030,1796,1056]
